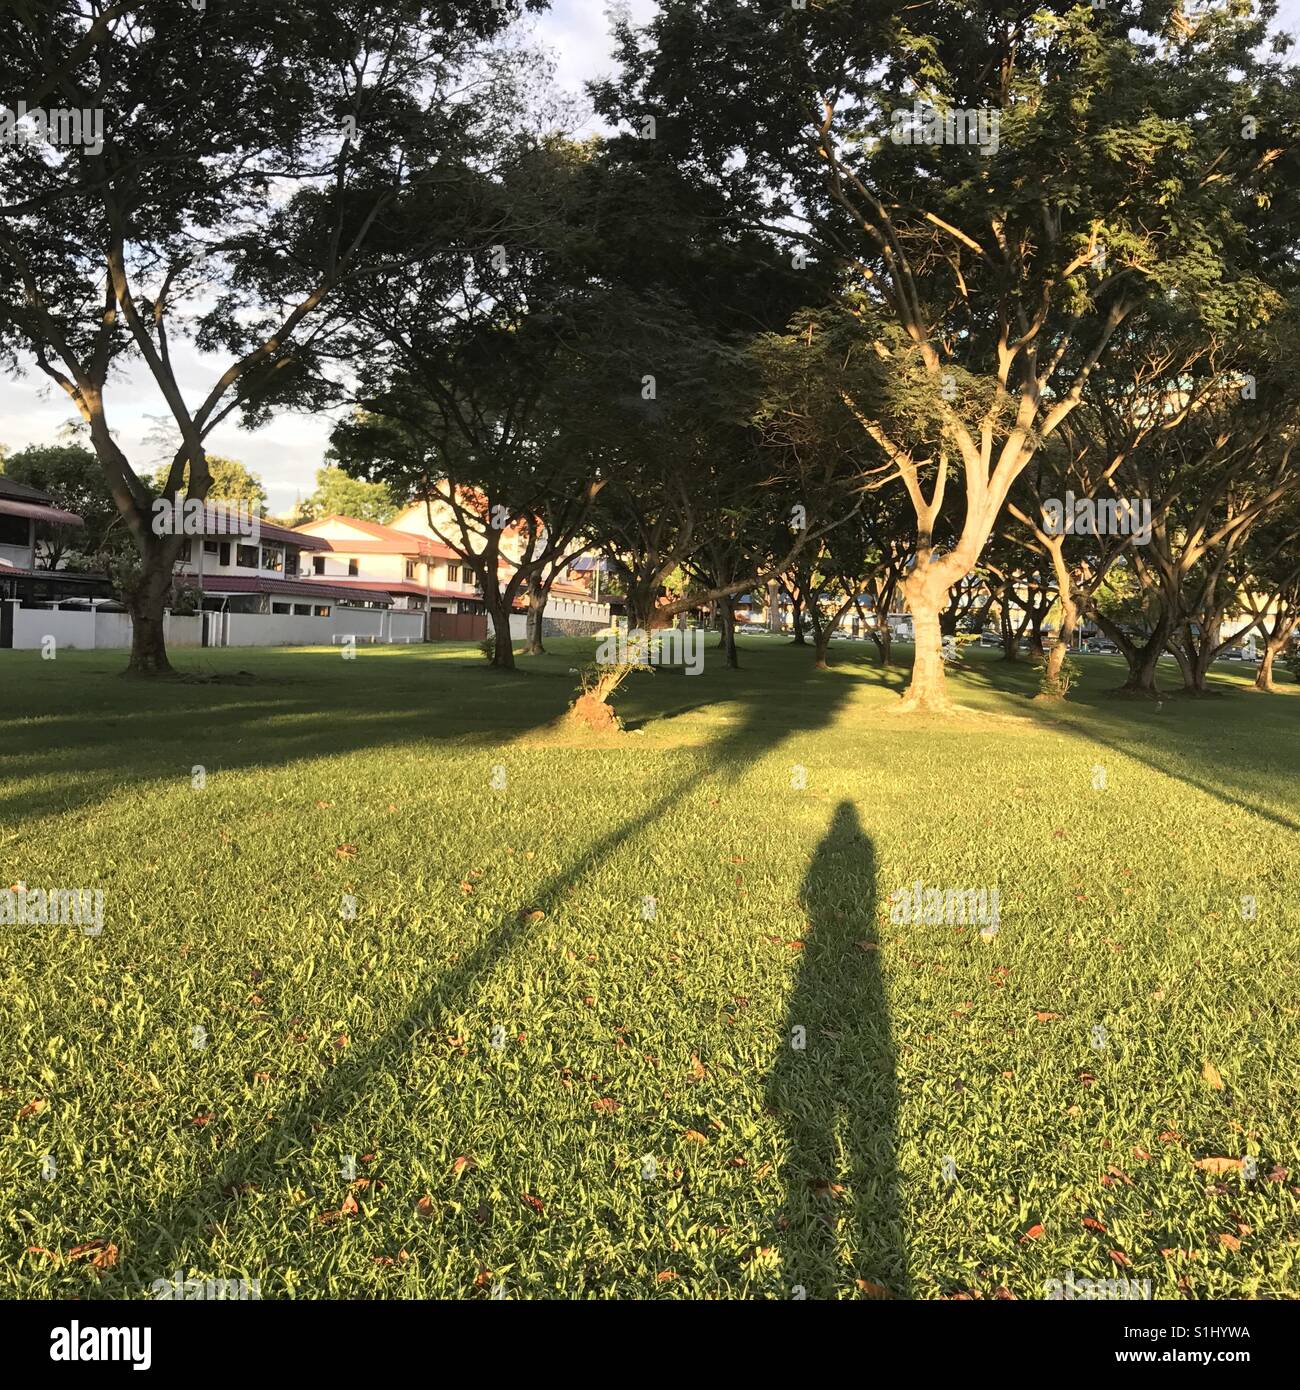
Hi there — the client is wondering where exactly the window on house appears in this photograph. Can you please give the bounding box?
[219,542,231,566]
[348,558,359,576]
[314,605,331,617]
[177,540,191,562]
[313,556,325,575]
[293,603,311,616]
[0,515,30,546]
[261,547,283,573]
[272,602,291,614]
[203,540,219,555]
[446,564,459,583]
[405,560,415,580]
[284,550,299,576]
[236,544,258,568]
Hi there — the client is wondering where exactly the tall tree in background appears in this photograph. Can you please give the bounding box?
[0,0,546,674]
[148,456,267,511]
[292,463,396,525]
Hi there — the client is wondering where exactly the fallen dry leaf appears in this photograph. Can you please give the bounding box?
[1201,1060,1225,1091]
[1218,1232,1242,1252]
[334,844,357,860]
[682,1129,709,1144]
[415,1195,437,1220]
[854,1279,894,1299]
[17,1099,47,1119]
[1020,1223,1045,1242]
[1194,1156,1243,1175]
[1082,1217,1107,1233]
[451,1156,474,1177]
[521,1193,545,1216]
[592,1097,619,1114]
[1034,1011,1061,1022]
[1109,1249,1132,1268]
[68,1240,117,1271]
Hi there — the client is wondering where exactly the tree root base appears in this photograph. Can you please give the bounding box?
[892,694,956,716]
[568,694,623,733]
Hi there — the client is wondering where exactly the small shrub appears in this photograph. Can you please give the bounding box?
[170,585,201,617]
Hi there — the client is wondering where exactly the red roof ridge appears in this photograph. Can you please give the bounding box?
[294,514,457,558]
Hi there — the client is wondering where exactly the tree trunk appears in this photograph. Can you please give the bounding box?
[899,570,952,711]
[1119,636,1166,695]
[721,604,738,669]
[999,587,1019,662]
[813,633,830,670]
[790,593,806,644]
[124,553,174,677]
[866,623,891,666]
[523,587,546,655]
[489,604,515,669]
[1255,642,1279,692]
[1094,608,1169,696]
[1039,590,1078,698]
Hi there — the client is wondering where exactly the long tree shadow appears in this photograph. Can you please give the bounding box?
[1074,719,1300,835]
[766,801,908,1299]
[73,644,864,1294]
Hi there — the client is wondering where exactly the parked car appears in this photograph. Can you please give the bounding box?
[1091,638,1118,653]
[1219,646,1247,662]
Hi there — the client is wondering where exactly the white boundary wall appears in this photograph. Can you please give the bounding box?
[208,607,425,648]
[5,601,424,650]
[8,604,200,650]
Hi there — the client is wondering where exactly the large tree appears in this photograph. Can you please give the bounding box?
[598,0,1300,711]
[0,0,545,674]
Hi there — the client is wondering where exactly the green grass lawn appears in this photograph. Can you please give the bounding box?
[1,636,1297,1299]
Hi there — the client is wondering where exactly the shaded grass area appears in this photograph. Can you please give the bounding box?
[1,637,1297,1299]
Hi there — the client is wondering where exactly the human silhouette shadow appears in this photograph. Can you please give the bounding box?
[766,801,909,1298]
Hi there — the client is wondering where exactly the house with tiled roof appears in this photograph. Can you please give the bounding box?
[0,478,116,637]
[167,504,382,618]
[291,514,485,614]
[0,475,85,571]
[384,501,611,634]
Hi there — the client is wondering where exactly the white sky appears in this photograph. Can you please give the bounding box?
[0,0,1294,512]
